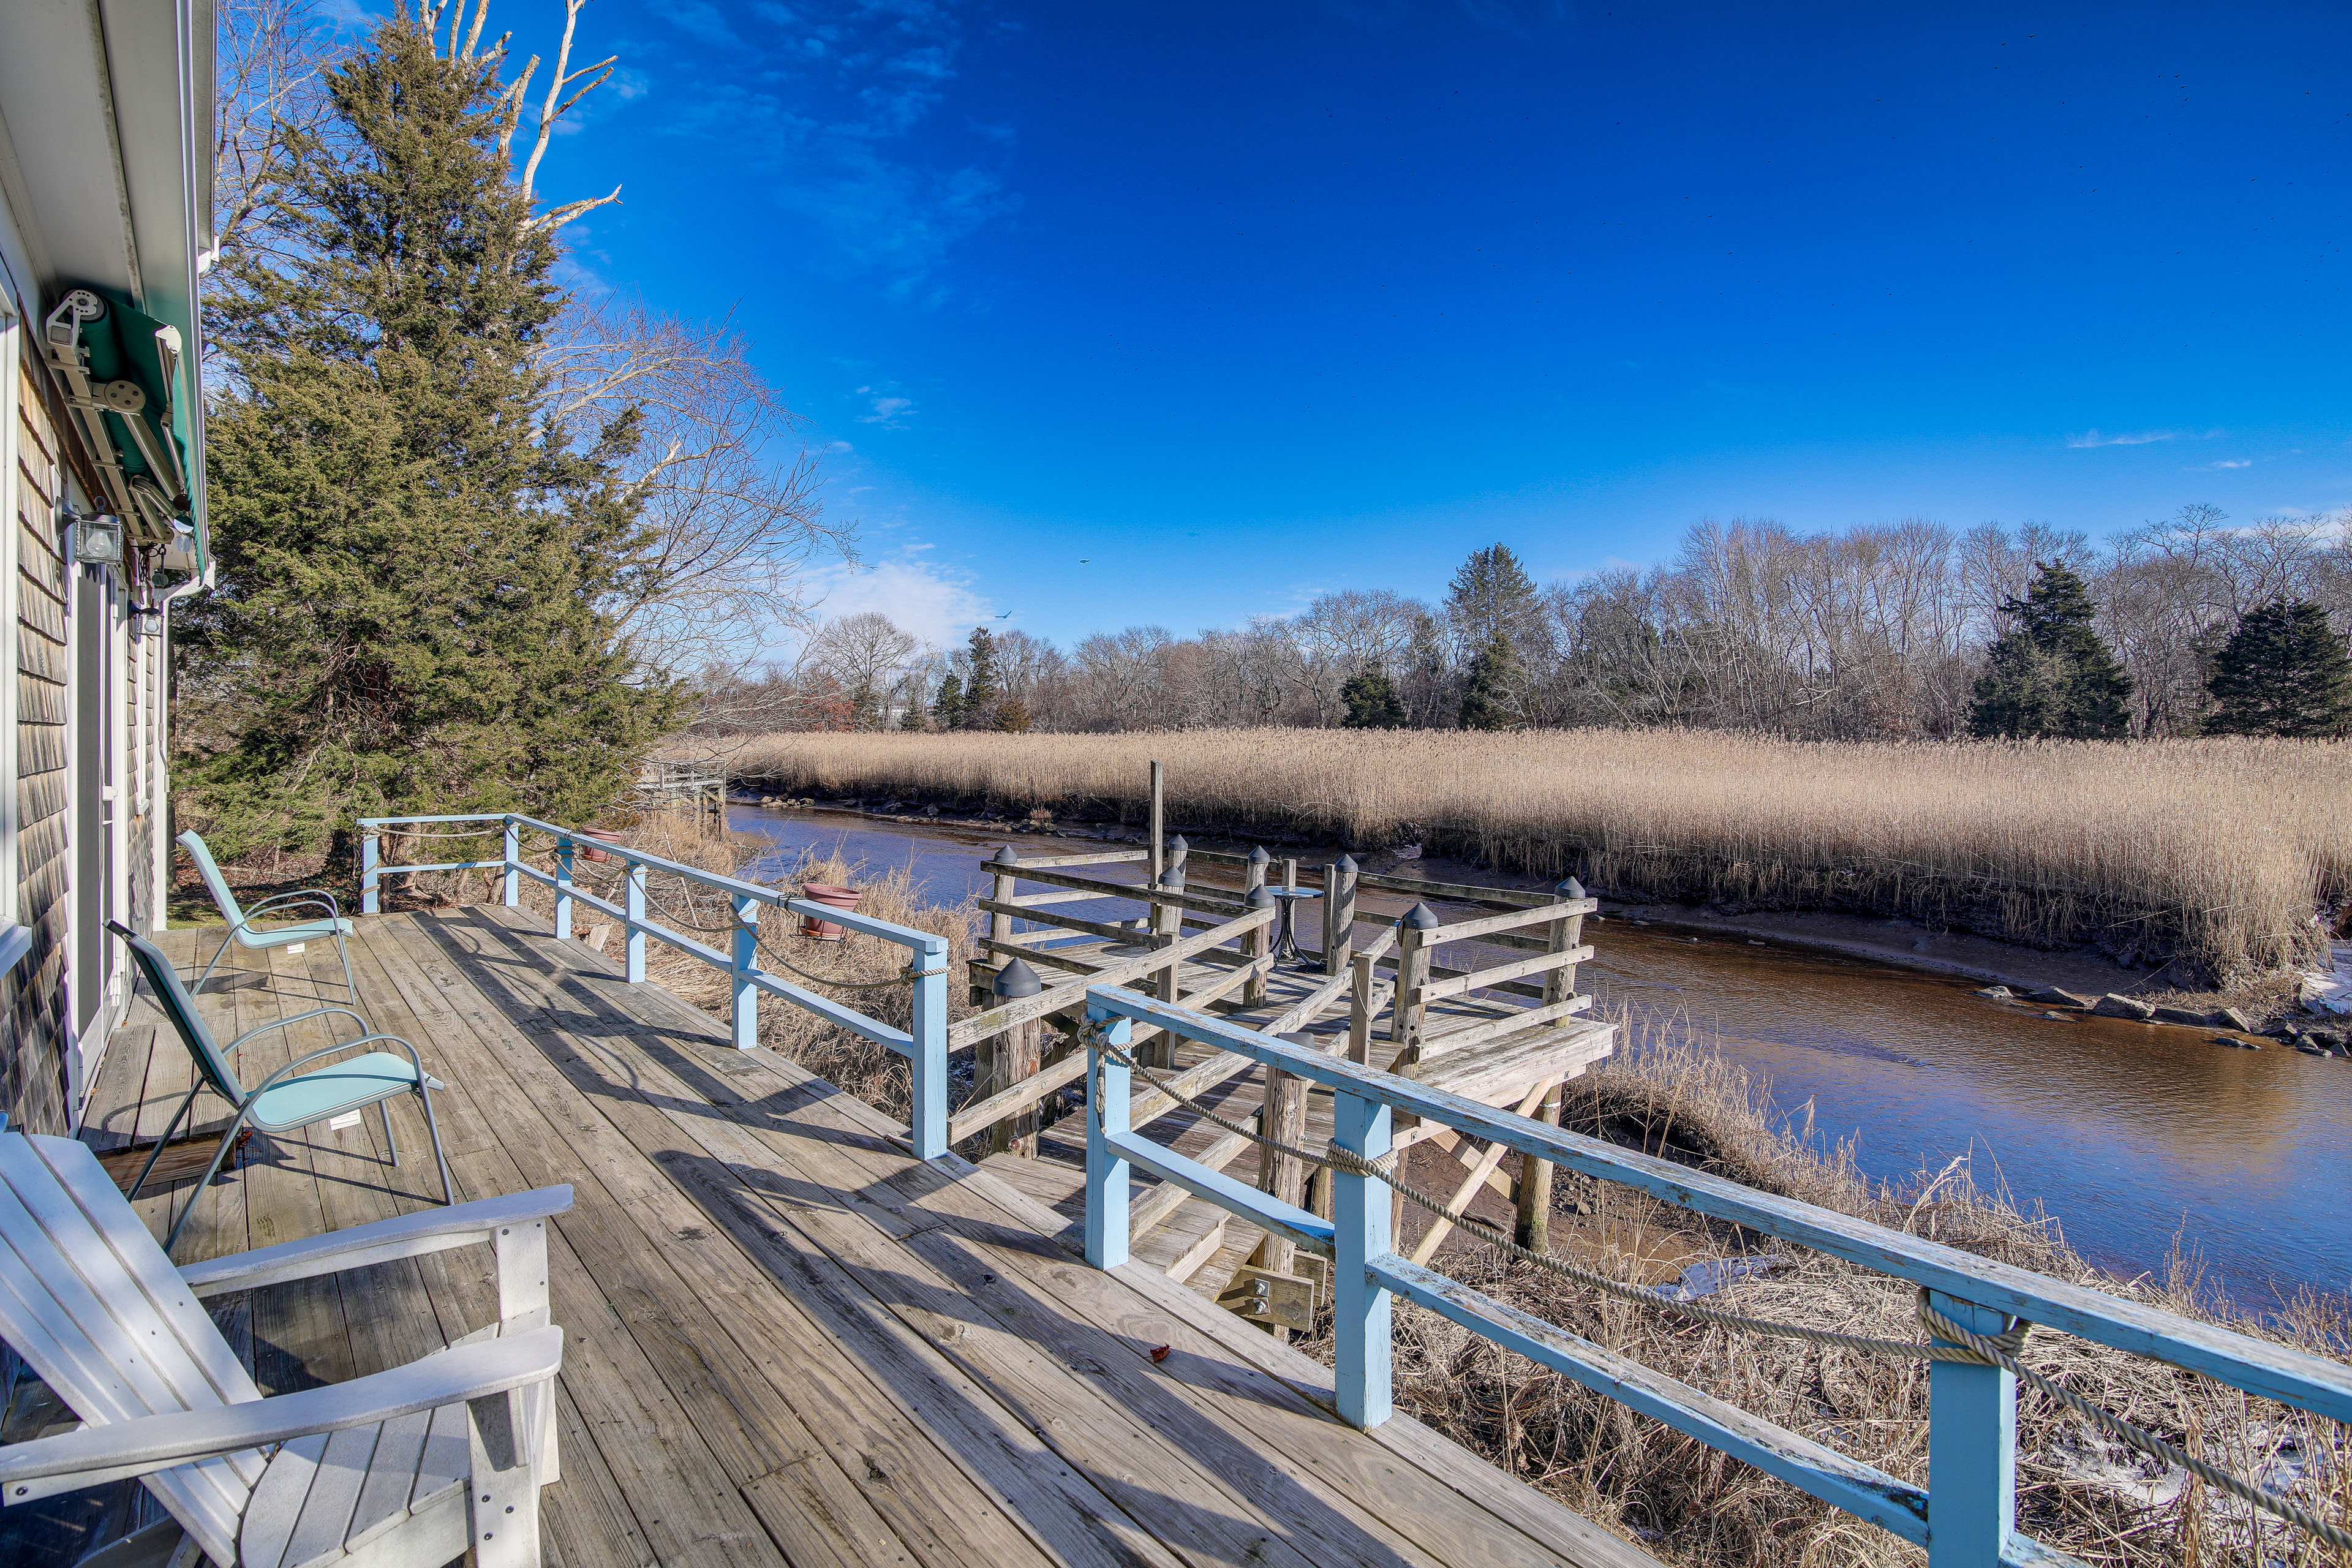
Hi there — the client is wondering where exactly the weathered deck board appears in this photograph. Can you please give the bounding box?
[47,907,1658,1568]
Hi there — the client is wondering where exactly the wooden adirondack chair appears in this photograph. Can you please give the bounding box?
[0,1132,570,1568]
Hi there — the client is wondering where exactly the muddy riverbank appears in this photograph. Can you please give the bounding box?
[728,802,2352,1304]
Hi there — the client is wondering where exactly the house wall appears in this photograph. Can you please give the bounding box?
[5,336,74,1134]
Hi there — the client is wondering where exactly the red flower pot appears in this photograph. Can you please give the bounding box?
[576,827,626,864]
[799,883,861,941]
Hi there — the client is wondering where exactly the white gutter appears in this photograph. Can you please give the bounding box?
[146,562,208,930]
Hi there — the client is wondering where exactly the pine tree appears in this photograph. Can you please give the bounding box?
[1966,563,2134,739]
[2205,600,2352,736]
[181,18,677,854]
[931,671,965,730]
[993,698,1033,733]
[1340,671,1404,728]
[960,627,1002,728]
[1444,543,1542,665]
[1458,636,1520,730]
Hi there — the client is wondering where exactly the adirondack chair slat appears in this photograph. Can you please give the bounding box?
[1,1132,564,1567]
[18,1137,263,1410]
[344,1409,431,1554]
[5,1136,262,1410]
[242,1431,331,1568]
[282,1422,382,1568]
[0,1180,260,1554]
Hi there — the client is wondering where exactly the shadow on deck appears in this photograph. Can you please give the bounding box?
[55,907,1656,1568]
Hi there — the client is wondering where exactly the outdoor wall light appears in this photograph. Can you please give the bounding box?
[70,511,125,565]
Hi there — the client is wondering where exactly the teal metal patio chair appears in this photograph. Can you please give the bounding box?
[110,920,454,1255]
[178,827,359,1001]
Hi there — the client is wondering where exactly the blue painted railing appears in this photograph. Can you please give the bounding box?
[356,813,953,1156]
[1080,986,2352,1568]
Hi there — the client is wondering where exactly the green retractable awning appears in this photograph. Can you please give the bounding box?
[47,285,203,571]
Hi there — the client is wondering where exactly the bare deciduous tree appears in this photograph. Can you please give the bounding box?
[545,298,848,673]
[808,613,921,729]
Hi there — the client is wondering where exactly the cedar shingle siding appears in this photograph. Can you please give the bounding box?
[7,354,72,1134]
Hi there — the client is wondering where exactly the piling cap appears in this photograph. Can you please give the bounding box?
[1158,869,1186,890]
[1556,876,1586,899]
[1336,854,1358,875]
[1248,845,1270,867]
[993,959,1044,999]
[992,845,1019,865]
[1170,834,1188,854]
[1403,902,1440,930]
[1246,884,1277,910]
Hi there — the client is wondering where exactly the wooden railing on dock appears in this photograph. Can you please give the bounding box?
[1077,984,2352,1568]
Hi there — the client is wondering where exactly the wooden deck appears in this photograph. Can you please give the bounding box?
[55,907,1656,1568]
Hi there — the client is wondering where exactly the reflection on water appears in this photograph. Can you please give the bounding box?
[731,807,2352,1304]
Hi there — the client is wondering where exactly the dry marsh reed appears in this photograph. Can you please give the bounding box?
[712,729,2352,983]
[1329,1009,2352,1568]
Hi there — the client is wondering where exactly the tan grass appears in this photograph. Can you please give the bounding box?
[706,729,2352,982]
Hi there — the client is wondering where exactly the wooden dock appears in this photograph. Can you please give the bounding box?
[59,908,1657,1568]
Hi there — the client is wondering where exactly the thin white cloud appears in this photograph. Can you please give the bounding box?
[2068,429,2184,448]
[798,555,992,650]
[2187,458,2253,471]
[854,386,916,427]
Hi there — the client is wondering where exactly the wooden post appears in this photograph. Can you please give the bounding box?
[1391,903,1438,1062]
[1926,1292,2019,1568]
[554,837,576,941]
[501,818,520,907]
[1167,832,1189,883]
[1148,760,1164,886]
[1150,861,1185,1067]
[989,959,1044,1157]
[1349,951,1376,1066]
[1085,1005,1133,1269]
[1512,1082,1563,1251]
[624,858,647,982]
[1254,1033,1311,1284]
[1332,1087,1393,1430]
[1323,855,1357,974]
[729,892,760,1051]
[1243,884,1275,1009]
[1515,878,1586,1250]
[985,846,1020,1006]
[361,831,382,914]
[908,930,951,1159]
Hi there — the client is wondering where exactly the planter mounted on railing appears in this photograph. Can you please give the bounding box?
[576,827,626,864]
[799,883,862,941]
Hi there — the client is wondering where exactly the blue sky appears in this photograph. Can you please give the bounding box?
[506,0,2352,650]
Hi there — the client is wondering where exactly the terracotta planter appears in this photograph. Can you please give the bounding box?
[799,883,861,941]
[576,827,626,864]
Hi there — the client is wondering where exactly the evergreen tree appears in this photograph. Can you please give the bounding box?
[1445,543,1541,664]
[1965,563,2134,739]
[1340,671,1404,728]
[931,671,964,730]
[183,18,677,854]
[1458,636,1520,730]
[960,627,1002,728]
[2205,600,2352,736]
[993,697,1033,733]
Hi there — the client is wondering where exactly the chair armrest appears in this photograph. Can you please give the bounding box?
[0,1327,562,1502]
[247,888,342,919]
[225,1006,370,1055]
[179,1186,575,1298]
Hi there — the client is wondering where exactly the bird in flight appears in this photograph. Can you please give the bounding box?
[1079,558,1091,564]
[994,611,1012,619]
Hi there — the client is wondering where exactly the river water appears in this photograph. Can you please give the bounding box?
[731,806,2352,1306]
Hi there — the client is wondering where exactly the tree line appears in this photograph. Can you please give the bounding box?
[707,509,2352,741]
